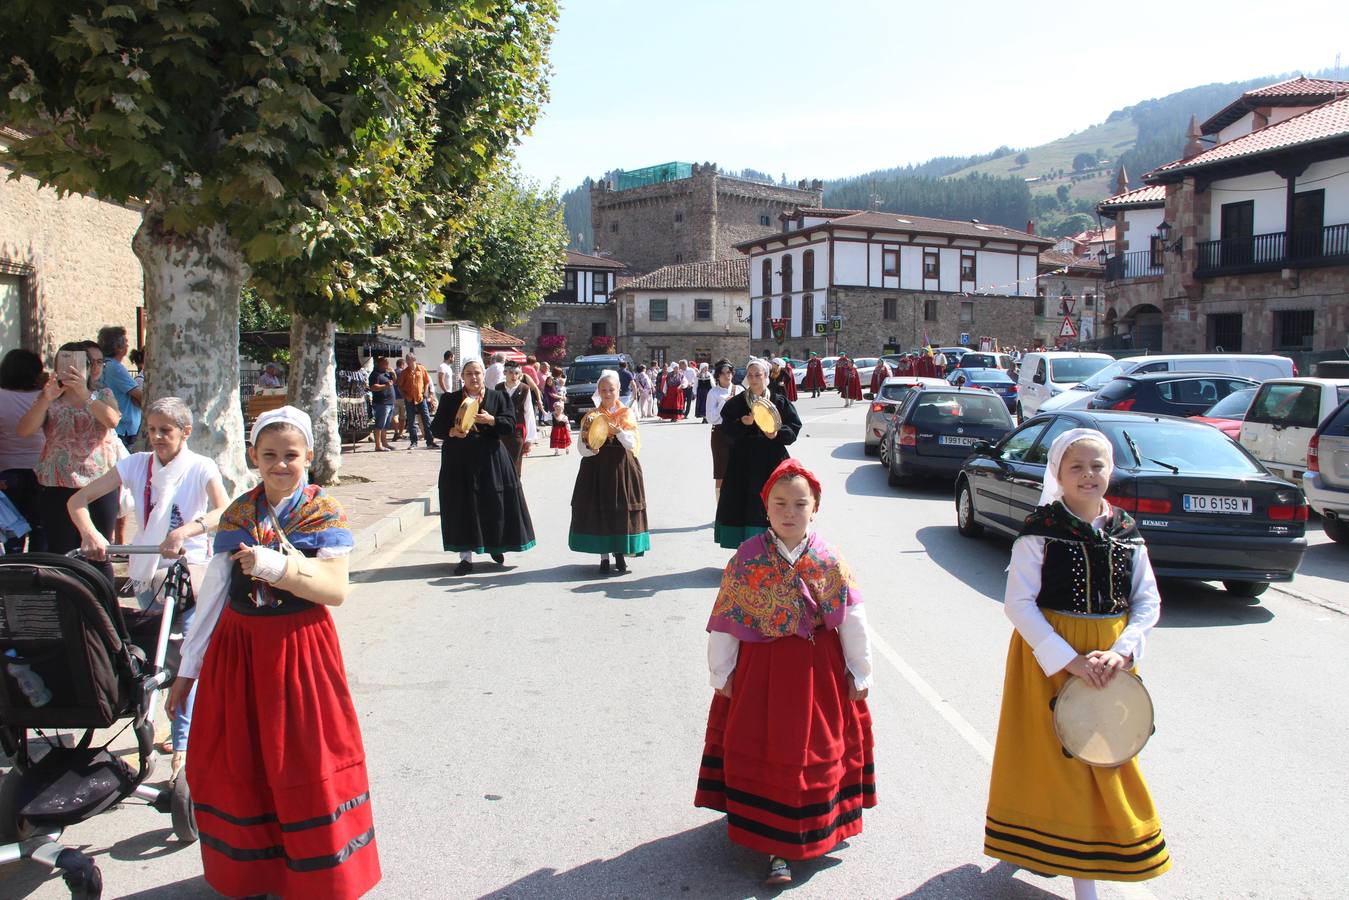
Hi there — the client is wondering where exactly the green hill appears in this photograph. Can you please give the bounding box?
[946,117,1136,198]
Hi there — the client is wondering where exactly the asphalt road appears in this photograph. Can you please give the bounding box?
[5,395,1347,899]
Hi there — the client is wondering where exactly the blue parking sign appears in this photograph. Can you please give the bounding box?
[959,333,970,345]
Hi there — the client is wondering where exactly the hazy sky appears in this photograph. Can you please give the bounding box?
[513,0,1345,188]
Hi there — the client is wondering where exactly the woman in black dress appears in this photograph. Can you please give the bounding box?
[713,358,802,549]
[430,358,536,575]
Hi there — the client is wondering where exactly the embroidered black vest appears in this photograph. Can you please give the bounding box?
[498,383,528,430]
[227,548,320,617]
[1020,502,1139,616]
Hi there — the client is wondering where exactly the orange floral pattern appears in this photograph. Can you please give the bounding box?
[709,533,858,642]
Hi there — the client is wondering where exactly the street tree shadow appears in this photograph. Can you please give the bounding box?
[899,861,1063,898]
[478,818,844,899]
[571,566,724,600]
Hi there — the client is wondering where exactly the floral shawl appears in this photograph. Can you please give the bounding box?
[214,482,353,556]
[707,531,861,643]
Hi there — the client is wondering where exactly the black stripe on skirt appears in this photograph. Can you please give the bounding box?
[200,825,376,872]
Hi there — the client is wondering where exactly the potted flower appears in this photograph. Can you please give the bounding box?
[537,333,568,363]
[589,335,616,353]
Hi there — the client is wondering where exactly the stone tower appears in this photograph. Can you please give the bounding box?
[590,162,822,274]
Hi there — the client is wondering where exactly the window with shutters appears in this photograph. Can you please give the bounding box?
[761,259,772,297]
[882,249,899,277]
[802,250,815,291]
[780,255,793,294]
[761,299,772,340]
[649,298,668,322]
[923,250,940,279]
[883,298,898,320]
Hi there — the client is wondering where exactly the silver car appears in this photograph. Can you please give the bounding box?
[864,376,948,458]
[1304,398,1349,544]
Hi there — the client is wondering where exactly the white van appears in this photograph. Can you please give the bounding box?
[1038,353,1296,414]
[1239,378,1349,484]
[1016,352,1114,418]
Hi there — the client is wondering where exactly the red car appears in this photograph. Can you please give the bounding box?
[1192,387,1259,440]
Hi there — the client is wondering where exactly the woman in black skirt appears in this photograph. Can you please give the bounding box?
[705,360,742,502]
[430,358,536,575]
[713,358,802,549]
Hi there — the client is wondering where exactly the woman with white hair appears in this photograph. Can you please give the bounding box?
[67,396,229,778]
[430,357,536,575]
[568,370,649,574]
[713,358,802,549]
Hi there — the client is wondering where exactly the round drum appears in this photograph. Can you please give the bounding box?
[456,395,479,433]
[580,411,611,451]
[749,396,781,438]
[1052,671,1155,767]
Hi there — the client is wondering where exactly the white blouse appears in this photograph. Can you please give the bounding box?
[707,531,873,691]
[706,384,742,427]
[1003,510,1162,677]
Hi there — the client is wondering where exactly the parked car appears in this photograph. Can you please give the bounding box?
[1016,351,1114,419]
[955,410,1308,597]
[794,355,839,387]
[956,351,1016,372]
[1192,388,1259,440]
[1088,373,1259,418]
[1304,398,1349,544]
[947,367,1018,412]
[564,353,635,423]
[865,376,948,459]
[1039,353,1296,413]
[1239,378,1349,485]
[882,387,1015,485]
[937,347,968,366]
[852,357,881,390]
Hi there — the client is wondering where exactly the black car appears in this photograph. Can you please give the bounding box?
[883,387,1015,485]
[1088,372,1259,417]
[954,410,1308,597]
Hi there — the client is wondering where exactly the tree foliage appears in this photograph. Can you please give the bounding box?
[1071,152,1097,172]
[824,173,1032,230]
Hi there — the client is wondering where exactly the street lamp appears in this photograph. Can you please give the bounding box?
[733,305,752,324]
[1155,220,1183,254]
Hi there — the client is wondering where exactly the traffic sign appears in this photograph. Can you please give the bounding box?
[959,333,970,346]
[1059,316,1078,338]
[814,322,827,335]
[831,316,842,332]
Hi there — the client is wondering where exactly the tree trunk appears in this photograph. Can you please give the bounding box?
[288,315,341,485]
[133,209,252,494]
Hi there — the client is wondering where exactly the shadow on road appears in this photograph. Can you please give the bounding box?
[571,566,724,599]
[831,440,868,460]
[649,521,714,535]
[0,824,201,899]
[1154,580,1276,628]
[899,861,1063,898]
[915,525,1013,603]
[118,876,216,899]
[477,817,847,899]
[1296,535,1347,581]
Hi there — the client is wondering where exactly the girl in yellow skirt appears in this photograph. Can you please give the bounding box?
[985,428,1169,900]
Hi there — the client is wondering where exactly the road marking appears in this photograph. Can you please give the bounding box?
[871,630,1160,900]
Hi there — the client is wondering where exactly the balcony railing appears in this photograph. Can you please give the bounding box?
[1195,223,1349,276]
[1104,250,1163,281]
[542,289,611,304]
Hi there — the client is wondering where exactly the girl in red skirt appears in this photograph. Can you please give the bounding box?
[549,400,571,455]
[170,406,380,899]
[695,458,875,886]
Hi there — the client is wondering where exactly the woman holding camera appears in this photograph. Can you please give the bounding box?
[16,341,121,555]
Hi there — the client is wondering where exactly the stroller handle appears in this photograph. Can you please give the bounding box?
[68,545,186,559]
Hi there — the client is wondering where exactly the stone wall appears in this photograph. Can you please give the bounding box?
[591,167,820,274]
[752,287,1034,358]
[0,158,144,358]
[513,301,618,364]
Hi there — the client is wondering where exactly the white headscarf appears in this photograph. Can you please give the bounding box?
[250,405,315,449]
[745,357,771,376]
[592,369,620,410]
[1038,427,1113,507]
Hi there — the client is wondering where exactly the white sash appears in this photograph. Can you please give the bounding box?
[129,447,200,588]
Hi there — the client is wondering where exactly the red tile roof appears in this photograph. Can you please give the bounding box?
[1201,76,1349,134]
[1038,249,1105,273]
[613,258,748,292]
[1098,184,1166,210]
[564,249,627,269]
[478,325,525,347]
[1150,96,1349,180]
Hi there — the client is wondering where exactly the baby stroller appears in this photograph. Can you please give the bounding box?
[0,547,198,899]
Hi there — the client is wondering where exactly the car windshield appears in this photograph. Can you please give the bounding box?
[1050,357,1112,382]
[568,363,611,384]
[960,353,996,368]
[910,393,1011,427]
[879,384,917,402]
[822,359,838,368]
[854,358,878,368]
[1204,388,1258,419]
[965,370,1013,384]
[1077,360,1130,390]
[1101,420,1262,475]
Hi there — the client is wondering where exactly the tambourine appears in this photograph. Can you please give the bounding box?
[456,395,480,433]
[579,410,613,451]
[1051,671,1155,767]
[749,394,782,438]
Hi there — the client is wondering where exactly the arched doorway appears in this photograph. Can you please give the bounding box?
[1121,304,1163,352]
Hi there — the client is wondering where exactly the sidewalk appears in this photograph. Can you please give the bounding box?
[325,441,444,562]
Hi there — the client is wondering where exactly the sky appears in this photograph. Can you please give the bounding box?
[513,0,1346,189]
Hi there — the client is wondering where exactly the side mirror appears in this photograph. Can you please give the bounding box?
[970,439,994,457]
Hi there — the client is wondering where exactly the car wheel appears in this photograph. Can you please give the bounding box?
[878,435,890,467]
[956,479,983,537]
[887,450,910,487]
[1223,581,1269,598]
[1322,515,1349,544]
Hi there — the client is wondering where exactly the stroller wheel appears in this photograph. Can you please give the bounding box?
[170,775,198,844]
[0,768,39,842]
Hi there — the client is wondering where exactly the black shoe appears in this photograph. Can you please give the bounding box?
[426,442,439,449]
[454,560,473,576]
[490,553,504,565]
[599,557,610,575]
[614,554,628,573]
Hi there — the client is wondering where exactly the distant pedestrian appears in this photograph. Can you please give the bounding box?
[868,358,892,396]
[835,354,862,407]
[496,360,537,477]
[694,362,712,421]
[802,352,826,397]
[681,359,697,418]
[568,370,648,575]
[368,356,395,451]
[549,401,571,455]
[633,365,654,418]
[484,352,506,390]
[658,362,685,422]
[437,350,457,396]
[98,325,143,448]
[696,458,875,887]
[705,359,742,502]
[617,360,634,407]
[397,353,437,450]
[257,362,284,390]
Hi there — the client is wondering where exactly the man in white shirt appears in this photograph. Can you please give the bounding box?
[437,350,456,396]
[483,352,506,390]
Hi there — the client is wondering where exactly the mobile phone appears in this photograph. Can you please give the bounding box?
[55,350,88,384]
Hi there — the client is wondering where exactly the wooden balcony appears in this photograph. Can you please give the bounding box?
[1195,223,1349,276]
[542,289,612,304]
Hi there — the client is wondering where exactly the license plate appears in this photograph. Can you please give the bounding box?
[939,435,978,446]
[1182,494,1251,514]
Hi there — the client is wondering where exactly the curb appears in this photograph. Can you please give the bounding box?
[348,487,439,567]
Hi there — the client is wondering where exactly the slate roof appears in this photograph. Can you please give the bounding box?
[1099,184,1167,210]
[478,325,525,347]
[1149,96,1349,181]
[564,249,627,270]
[781,207,865,220]
[1201,76,1349,134]
[613,258,748,292]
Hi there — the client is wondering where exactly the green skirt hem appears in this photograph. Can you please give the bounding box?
[714,522,765,550]
[446,540,537,554]
[568,531,650,555]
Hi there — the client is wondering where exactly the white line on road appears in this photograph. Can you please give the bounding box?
[870,630,1160,900]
